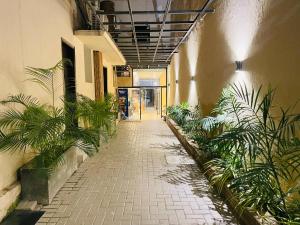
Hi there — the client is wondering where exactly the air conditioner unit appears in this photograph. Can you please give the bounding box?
[134,25,150,44]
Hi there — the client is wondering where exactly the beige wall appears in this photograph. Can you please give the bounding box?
[0,0,78,193]
[169,0,300,116]
[0,0,117,220]
[117,72,133,87]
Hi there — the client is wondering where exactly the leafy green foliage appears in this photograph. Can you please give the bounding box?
[76,94,117,143]
[167,102,191,127]
[0,96,99,171]
[0,60,116,173]
[25,59,71,108]
[169,83,300,224]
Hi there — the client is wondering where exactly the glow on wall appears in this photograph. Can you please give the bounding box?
[188,78,198,106]
[174,53,180,105]
[221,0,267,61]
[186,25,200,107]
[221,0,269,85]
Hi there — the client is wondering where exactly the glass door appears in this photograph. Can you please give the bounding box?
[118,87,166,121]
[127,88,141,120]
[141,88,161,120]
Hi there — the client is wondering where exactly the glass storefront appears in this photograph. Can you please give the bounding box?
[118,87,167,120]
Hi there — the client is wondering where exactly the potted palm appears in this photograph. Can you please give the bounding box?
[0,60,104,205]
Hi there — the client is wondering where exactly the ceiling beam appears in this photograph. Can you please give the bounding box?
[103,20,194,25]
[115,41,178,44]
[166,0,215,61]
[122,50,178,53]
[120,47,174,50]
[127,0,140,63]
[113,36,183,39]
[153,0,173,62]
[118,45,177,48]
[110,29,189,33]
[97,9,214,15]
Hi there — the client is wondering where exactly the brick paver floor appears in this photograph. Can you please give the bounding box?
[36,120,237,225]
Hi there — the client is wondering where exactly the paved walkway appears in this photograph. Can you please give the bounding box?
[37,120,237,225]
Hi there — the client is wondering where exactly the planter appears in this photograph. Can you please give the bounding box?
[19,147,78,205]
[165,117,262,225]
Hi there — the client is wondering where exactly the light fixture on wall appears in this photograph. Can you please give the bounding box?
[235,61,243,72]
[175,80,178,84]
[191,76,195,81]
[167,83,170,87]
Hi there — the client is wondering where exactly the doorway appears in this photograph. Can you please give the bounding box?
[103,67,108,97]
[141,88,161,120]
[61,40,77,126]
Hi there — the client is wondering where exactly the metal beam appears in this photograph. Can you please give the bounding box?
[127,59,170,62]
[126,54,169,56]
[126,57,169,60]
[128,61,170,63]
[117,42,178,46]
[131,66,168,69]
[97,9,214,15]
[123,52,171,55]
[115,41,178,44]
[128,63,170,66]
[128,62,170,65]
[118,45,177,48]
[119,45,176,47]
[127,0,140,63]
[123,51,176,53]
[103,20,194,25]
[120,47,176,50]
[122,49,176,51]
[110,29,189,33]
[153,0,172,62]
[166,0,215,62]
[113,36,183,39]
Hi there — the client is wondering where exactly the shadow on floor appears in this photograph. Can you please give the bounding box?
[150,142,188,156]
[156,143,238,225]
[0,211,44,225]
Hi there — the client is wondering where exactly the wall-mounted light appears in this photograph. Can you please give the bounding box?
[167,83,170,87]
[235,61,243,72]
[175,80,178,84]
[191,76,195,81]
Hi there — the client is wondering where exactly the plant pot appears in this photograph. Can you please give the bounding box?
[19,147,78,205]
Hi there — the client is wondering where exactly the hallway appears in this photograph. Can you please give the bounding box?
[36,120,237,225]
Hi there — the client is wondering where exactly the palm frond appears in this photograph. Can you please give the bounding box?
[0,94,40,107]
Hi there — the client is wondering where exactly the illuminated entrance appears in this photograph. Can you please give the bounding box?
[118,86,167,120]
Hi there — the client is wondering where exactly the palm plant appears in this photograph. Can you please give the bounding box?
[25,59,71,108]
[76,94,116,145]
[182,105,202,133]
[0,60,100,171]
[0,94,98,170]
[201,83,300,223]
[167,102,191,126]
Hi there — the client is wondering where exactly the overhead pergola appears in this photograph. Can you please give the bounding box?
[96,0,215,69]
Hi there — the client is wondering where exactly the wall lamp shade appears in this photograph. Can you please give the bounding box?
[235,61,243,71]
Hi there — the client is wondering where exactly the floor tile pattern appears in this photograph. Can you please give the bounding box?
[36,120,237,225]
